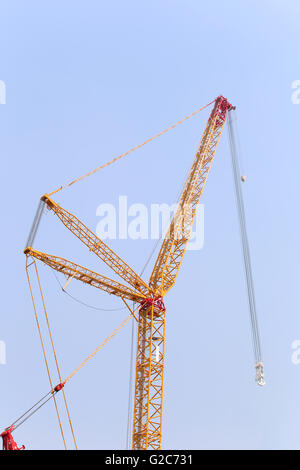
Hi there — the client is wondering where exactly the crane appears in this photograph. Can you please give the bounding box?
[21,95,235,450]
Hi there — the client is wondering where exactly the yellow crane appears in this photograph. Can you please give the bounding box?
[23,95,234,449]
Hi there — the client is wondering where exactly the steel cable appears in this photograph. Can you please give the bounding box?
[48,100,216,197]
[227,111,264,384]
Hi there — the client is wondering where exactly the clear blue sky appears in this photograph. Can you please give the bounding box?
[0,1,299,450]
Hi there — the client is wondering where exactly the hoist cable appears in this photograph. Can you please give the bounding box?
[227,111,264,385]
[48,100,216,197]
[27,258,136,446]
[228,113,261,361]
[228,112,262,361]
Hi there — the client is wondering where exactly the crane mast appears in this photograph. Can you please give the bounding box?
[132,96,234,449]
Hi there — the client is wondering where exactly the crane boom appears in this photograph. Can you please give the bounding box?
[24,247,146,303]
[21,96,236,451]
[132,97,234,450]
[40,195,150,296]
[150,96,234,296]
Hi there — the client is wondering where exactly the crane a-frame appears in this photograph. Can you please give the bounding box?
[22,96,235,450]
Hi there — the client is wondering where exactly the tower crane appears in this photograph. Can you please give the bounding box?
[24,95,233,449]
[3,95,263,450]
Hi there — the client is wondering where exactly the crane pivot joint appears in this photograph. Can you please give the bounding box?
[53,381,66,394]
[139,297,166,317]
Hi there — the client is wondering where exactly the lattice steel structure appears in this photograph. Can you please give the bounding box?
[24,95,233,450]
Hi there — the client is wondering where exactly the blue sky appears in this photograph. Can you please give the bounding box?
[0,1,299,449]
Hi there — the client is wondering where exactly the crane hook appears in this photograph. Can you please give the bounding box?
[255,362,266,387]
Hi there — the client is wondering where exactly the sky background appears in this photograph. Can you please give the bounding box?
[0,0,299,450]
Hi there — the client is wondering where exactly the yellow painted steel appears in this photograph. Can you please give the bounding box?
[25,96,233,450]
[24,247,147,304]
[41,195,150,296]
[131,97,233,450]
[150,97,232,296]
[132,302,166,449]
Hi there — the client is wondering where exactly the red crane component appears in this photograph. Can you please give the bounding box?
[1,426,25,451]
[53,382,66,393]
[19,95,256,450]
[139,297,166,317]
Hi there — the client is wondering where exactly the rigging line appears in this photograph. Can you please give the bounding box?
[13,393,57,431]
[227,111,264,380]
[34,261,78,450]
[5,310,137,435]
[230,126,261,361]
[63,311,136,385]
[228,127,257,333]
[51,268,127,312]
[48,100,216,197]
[237,179,261,359]
[228,114,261,361]
[25,259,67,449]
[10,391,52,428]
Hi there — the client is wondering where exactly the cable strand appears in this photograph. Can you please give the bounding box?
[48,100,216,197]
